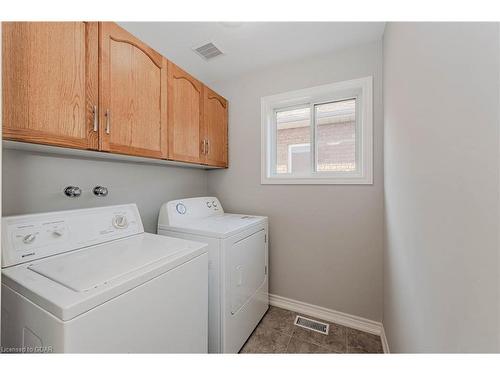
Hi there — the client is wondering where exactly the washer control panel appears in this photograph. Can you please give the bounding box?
[159,197,224,227]
[2,204,144,268]
[12,220,69,253]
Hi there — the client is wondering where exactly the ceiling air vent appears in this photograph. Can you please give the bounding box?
[193,42,223,60]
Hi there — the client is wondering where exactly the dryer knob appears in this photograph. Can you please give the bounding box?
[176,203,187,215]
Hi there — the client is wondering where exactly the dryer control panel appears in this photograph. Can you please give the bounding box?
[2,204,144,268]
[158,197,224,228]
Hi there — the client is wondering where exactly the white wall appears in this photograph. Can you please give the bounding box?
[2,150,208,233]
[208,41,384,321]
[383,22,499,352]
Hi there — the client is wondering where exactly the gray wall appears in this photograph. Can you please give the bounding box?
[207,41,384,321]
[383,23,499,352]
[2,149,208,233]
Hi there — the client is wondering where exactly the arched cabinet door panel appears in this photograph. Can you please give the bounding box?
[99,22,168,159]
[167,62,203,164]
[2,22,99,150]
[202,86,228,168]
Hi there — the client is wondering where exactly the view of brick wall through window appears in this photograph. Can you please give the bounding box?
[276,99,356,174]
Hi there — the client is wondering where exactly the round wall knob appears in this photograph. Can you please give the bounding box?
[93,186,109,197]
[64,186,82,198]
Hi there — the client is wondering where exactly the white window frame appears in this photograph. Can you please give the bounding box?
[261,76,373,185]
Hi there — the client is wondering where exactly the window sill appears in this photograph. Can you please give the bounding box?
[261,175,373,185]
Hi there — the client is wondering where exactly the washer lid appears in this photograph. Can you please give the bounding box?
[1,233,207,321]
[158,213,267,238]
[29,235,185,292]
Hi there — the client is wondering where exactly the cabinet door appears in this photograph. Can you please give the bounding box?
[2,22,98,149]
[202,86,228,167]
[167,62,203,164]
[99,22,168,159]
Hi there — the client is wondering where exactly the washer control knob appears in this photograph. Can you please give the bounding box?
[113,215,128,229]
[212,200,217,207]
[206,201,212,208]
[23,233,37,244]
[52,229,64,237]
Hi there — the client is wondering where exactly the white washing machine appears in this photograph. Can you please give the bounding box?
[1,204,208,353]
[157,197,268,353]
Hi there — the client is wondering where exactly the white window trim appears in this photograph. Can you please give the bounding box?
[261,76,373,185]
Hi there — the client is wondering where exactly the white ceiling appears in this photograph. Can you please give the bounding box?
[118,22,385,84]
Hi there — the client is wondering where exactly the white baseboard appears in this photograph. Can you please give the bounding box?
[269,293,389,353]
[380,326,390,354]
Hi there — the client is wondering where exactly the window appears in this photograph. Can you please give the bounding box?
[261,77,373,184]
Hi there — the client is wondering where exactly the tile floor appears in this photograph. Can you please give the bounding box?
[239,306,384,354]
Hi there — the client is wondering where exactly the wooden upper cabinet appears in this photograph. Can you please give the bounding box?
[2,22,99,149]
[202,86,228,168]
[3,22,228,167]
[167,62,203,164]
[99,22,168,159]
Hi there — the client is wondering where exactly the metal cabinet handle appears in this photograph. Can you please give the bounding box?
[105,109,110,135]
[206,139,210,155]
[201,140,206,154]
[92,105,98,132]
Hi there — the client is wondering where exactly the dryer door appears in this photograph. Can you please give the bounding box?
[229,229,266,315]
